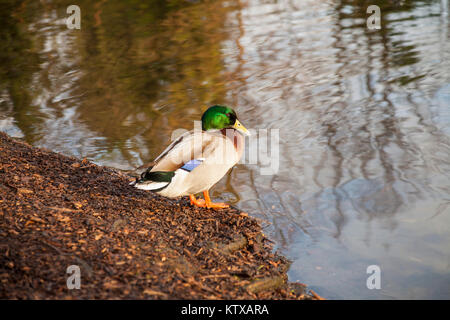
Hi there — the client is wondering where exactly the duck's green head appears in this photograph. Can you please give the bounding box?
[201,105,250,136]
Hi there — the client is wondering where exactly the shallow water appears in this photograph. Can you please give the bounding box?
[1,0,449,299]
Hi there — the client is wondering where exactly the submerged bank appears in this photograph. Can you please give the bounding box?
[0,132,319,299]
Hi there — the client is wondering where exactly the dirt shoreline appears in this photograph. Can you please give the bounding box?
[0,132,317,299]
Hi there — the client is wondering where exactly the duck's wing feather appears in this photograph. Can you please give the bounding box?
[151,130,223,172]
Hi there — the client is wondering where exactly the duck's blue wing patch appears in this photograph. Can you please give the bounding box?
[180,159,204,172]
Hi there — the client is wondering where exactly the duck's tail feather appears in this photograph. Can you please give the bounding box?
[132,170,175,192]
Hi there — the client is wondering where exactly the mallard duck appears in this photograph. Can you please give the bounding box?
[132,105,250,209]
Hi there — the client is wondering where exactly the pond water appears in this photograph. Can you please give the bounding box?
[1,0,449,299]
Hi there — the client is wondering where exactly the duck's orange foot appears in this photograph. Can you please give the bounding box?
[205,202,229,209]
[203,190,229,210]
[188,192,230,210]
[189,194,206,207]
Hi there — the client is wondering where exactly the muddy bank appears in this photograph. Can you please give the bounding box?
[0,132,317,299]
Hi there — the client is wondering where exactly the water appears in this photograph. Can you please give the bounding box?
[1,0,449,299]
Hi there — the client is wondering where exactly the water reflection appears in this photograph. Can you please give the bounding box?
[222,0,450,298]
[0,0,449,299]
[1,0,237,168]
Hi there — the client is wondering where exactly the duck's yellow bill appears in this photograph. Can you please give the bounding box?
[233,119,251,136]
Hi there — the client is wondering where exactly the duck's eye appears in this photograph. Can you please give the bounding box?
[226,112,237,124]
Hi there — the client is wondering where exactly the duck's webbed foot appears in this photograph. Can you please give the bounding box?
[189,194,206,207]
[203,190,229,209]
[189,191,229,209]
